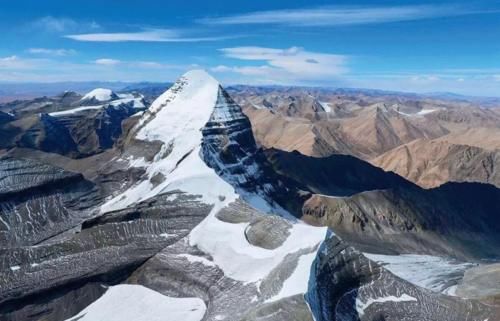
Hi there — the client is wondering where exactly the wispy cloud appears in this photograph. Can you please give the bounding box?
[66,29,231,42]
[93,58,181,69]
[31,16,100,33]
[27,48,77,56]
[0,57,192,83]
[0,56,35,69]
[199,5,490,26]
[213,46,348,84]
[94,58,121,66]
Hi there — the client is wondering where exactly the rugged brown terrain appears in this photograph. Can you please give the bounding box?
[372,129,500,188]
[231,86,500,188]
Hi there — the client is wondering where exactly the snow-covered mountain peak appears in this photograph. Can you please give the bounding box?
[81,88,118,102]
[102,69,289,215]
[182,69,218,84]
[101,70,234,212]
[135,69,220,143]
[146,69,219,116]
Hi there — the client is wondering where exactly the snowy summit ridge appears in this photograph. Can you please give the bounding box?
[81,88,118,102]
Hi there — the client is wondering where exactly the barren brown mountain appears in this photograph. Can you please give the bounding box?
[232,86,500,188]
[372,128,500,188]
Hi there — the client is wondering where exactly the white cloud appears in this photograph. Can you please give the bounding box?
[27,48,77,56]
[199,5,489,26]
[65,29,230,42]
[94,58,121,66]
[214,46,347,83]
[0,56,34,69]
[31,16,100,33]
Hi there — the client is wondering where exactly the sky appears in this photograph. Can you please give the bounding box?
[0,0,499,96]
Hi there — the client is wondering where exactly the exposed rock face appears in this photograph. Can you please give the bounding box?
[0,92,82,118]
[0,157,100,247]
[0,111,14,125]
[302,182,500,260]
[306,234,499,321]
[201,87,303,215]
[0,191,211,320]
[0,94,146,158]
[50,102,144,156]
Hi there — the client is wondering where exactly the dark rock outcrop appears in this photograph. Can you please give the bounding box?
[306,233,499,321]
[0,157,100,247]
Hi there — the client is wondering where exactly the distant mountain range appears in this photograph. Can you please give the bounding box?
[1,81,500,107]
[0,81,171,102]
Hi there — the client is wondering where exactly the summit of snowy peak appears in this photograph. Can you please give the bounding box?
[181,69,219,84]
[100,70,231,212]
[135,70,221,142]
[81,88,119,102]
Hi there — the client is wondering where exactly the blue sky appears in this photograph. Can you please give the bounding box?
[0,0,499,96]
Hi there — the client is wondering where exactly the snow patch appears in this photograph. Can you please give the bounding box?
[356,293,417,316]
[82,88,116,102]
[417,108,437,115]
[395,108,437,117]
[65,284,206,321]
[319,101,332,113]
[48,97,144,116]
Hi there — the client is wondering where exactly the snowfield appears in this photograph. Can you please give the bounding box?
[81,88,116,102]
[48,96,145,117]
[189,211,327,284]
[65,284,206,321]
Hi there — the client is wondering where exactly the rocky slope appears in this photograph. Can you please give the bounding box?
[372,128,500,188]
[0,157,100,246]
[233,86,500,189]
[262,148,500,259]
[0,90,146,158]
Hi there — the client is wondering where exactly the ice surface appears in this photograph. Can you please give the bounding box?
[364,253,474,294]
